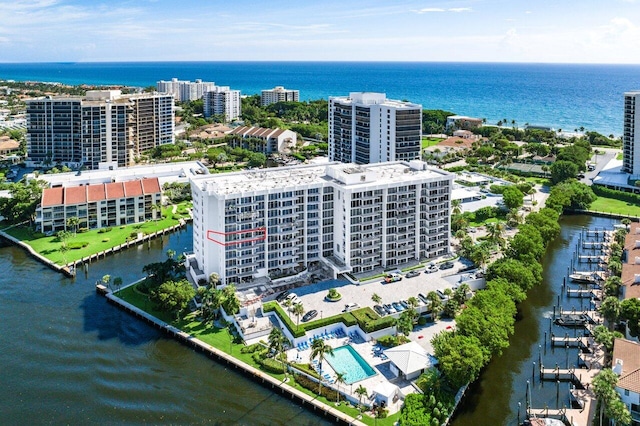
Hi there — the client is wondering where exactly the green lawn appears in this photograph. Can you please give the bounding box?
[115,283,398,425]
[523,176,551,186]
[616,152,623,160]
[590,196,640,217]
[4,203,189,265]
[421,137,444,149]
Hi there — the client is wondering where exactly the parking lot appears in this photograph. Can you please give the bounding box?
[274,259,475,321]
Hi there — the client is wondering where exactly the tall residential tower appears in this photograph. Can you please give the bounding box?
[26,90,174,170]
[187,161,452,287]
[623,91,640,178]
[329,92,422,165]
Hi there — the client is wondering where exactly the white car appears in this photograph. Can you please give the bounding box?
[343,303,360,312]
[426,264,438,273]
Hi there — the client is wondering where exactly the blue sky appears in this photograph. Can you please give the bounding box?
[1,0,640,63]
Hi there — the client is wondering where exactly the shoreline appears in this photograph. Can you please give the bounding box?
[97,283,366,426]
[0,220,187,277]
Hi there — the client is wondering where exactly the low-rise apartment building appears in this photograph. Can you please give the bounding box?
[612,338,640,425]
[188,160,452,287]
[35,177,162,233]
[226,126,297,154]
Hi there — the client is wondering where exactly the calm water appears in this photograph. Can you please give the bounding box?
[452,215,616,426]
[2,62,640,136]
[0,225,330,425]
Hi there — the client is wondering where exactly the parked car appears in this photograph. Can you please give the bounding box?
[373,305,387,316]
[405,270,421,278]
[276,290,290,302]
[436,289,450,301]
[343,302,360,312]
[418,293,429,304]
[400,299,411,309]
[284,293,299,305]
[439,261,454,270]
[302,310,318,322]
[392,302,405,312]
[425,264,438,274]
[385,273,402,283]
[384,303,397,314]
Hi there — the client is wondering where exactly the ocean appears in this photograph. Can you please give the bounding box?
[1,61,639,137]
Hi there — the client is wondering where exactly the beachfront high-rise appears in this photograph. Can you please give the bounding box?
[261,86,299,106]
[203,86,241,122]
[157,78,216,102]
[328,92,422,165]
[187,160,452,287]
[623,91,640,178]
[26,90,174,170]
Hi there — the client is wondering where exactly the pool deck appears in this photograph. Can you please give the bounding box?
[287,336,418,415]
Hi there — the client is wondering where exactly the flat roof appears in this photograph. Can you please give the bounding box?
[192,161,452,196]
[32,161,208,188]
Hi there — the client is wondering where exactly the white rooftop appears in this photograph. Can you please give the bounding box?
[192,161,452,196]
[383,341,433,376]
[31,161,209,188]
[592,158,637,188]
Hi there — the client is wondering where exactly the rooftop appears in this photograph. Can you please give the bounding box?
[612,338,640,394]
[622,222,640,300]
[40,177,161,207]
[192,161,452,196]
[31,161,208,188]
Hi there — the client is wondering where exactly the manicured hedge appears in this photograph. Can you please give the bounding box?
[262,301,359,337]
[592,185,640,205]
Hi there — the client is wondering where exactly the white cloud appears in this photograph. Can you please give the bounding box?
[415,8,445,13]
[414,7,471,14]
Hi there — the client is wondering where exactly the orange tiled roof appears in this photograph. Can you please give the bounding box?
[622,223,640,300]
[41,187,64,207]
[40,178,161,207]
[612,338,640,394]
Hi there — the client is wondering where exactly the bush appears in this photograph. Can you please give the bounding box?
[67,241,89,249]
[377,335,410,347]
[294,373,339,401]
[241,343,264,354]
[101,238,110,243]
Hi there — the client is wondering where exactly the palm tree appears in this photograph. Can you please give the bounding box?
[292,302,305,330]
[268,327,288,377]
[371,293,382,305]
[486,221,506,248]
[427,291,443,321]
[451,199,462,216]
[101,274,111,291]
[166,249,176,260]
[113,277,123,292]
[66,216,80,236]
[151,203,162,221]
[355,385,368,414]
[310,338,334,395]
[208,272,220,289]
[334,372,347,405]
[407,296,419,309]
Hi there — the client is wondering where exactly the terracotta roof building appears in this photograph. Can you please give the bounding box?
[35,177,162,232]
[227,126,297,154]
[622,222,640,302]
[612,338,640,420]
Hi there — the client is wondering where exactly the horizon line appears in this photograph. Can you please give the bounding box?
[2,60,640,66]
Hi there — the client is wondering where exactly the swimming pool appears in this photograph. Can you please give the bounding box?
[325,345,377,385]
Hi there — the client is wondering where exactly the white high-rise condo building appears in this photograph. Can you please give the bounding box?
[203,86,241,122]
[623,91,640,178]
[26,90,174,170]
[329,92,422,165]
[187,160,452,287]
[157,78,216,102]
[261,86,300,106]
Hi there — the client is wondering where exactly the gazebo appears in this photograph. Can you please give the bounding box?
[383,341,435,381]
